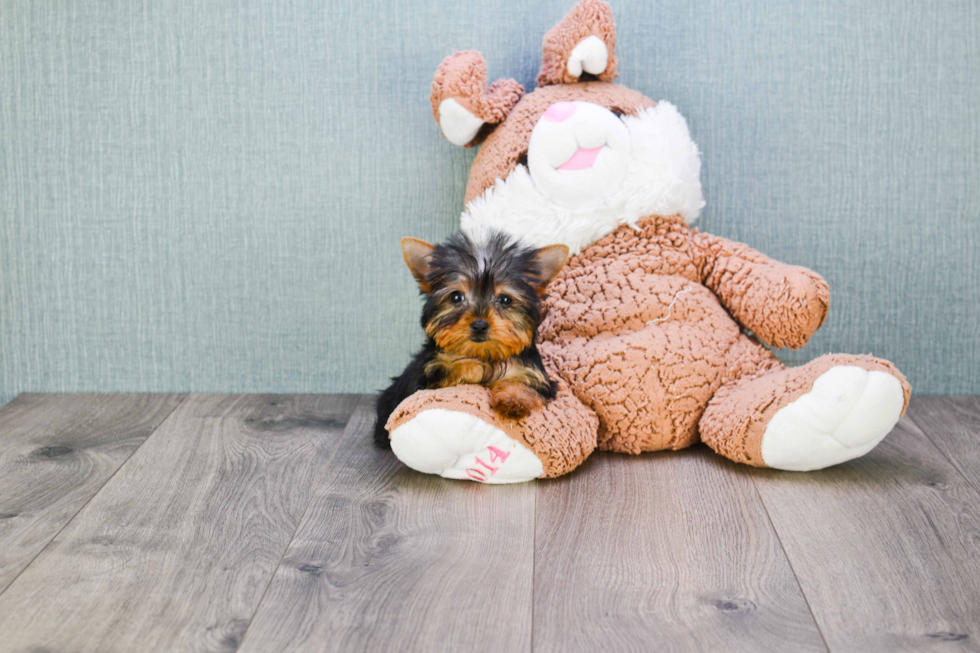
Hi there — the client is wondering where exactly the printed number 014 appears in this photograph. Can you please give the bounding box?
[466,446,511,482]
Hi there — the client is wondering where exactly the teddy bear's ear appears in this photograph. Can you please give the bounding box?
[430,51,524,148]
[537,0,619,87]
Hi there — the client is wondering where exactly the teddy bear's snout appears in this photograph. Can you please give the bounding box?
[527,101,631,209]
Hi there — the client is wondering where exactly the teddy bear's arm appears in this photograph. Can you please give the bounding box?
[692,232,830,350]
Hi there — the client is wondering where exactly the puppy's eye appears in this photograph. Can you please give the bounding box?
[497,294,513,307]
[450,291,465,304]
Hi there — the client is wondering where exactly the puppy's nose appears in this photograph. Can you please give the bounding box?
[544,101,576,122]
[470,320,489,337]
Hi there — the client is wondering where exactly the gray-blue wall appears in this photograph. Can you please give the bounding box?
[1,0,978,404]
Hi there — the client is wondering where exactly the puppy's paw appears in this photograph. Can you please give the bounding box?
[490,383,543,420]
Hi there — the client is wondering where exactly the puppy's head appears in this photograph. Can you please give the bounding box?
[401,232,568,361]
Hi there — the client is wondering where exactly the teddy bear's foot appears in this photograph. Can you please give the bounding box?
[390,408,544,484]
[384,373,599,482]
[700,354,911,471]
[760,364,906,470]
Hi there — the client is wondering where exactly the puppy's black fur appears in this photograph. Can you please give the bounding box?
[374,231,566,448]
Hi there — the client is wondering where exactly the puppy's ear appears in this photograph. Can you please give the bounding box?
[532,244,569,295]
[401,237,436,292]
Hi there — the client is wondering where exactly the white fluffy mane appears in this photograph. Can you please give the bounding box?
[461,101,705,253]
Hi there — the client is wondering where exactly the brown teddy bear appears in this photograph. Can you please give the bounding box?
[384,0,910,483]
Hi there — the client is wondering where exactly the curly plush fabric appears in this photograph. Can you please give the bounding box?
[537,0,619,86]
[539,214,811,454]
[692,232,830,349]
[430,51,524,147]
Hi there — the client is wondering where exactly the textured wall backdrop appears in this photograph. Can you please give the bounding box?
[1,0,978,405]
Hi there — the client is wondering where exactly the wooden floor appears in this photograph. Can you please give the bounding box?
[0,395,978,652]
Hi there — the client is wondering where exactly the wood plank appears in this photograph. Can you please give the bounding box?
[752,416,980,652]
[0,393,185,594]
[533,447,826,653]
[0,393,358,653]
[237,398,536,653]
[906,396,980,494]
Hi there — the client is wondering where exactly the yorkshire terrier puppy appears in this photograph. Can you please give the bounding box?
[374,231,569,448]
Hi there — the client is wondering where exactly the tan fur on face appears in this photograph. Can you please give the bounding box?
[426,307,533,362]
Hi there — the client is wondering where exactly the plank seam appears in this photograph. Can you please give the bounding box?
[0,393,190,598]
[235,393,372,652]
[748,477,832,653]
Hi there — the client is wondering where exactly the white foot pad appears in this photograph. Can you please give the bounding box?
[760,366,905,471]
[389,409,543,484]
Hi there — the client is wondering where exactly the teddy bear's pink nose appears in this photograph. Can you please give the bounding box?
[544,102,576,122]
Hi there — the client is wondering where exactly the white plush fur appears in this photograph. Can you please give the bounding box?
[461,101,705,253]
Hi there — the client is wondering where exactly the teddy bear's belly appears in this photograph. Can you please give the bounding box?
[540,273,742,454]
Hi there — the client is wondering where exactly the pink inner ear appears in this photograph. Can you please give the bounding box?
[544,102,576,122]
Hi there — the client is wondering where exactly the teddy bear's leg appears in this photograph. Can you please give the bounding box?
[699,340,911,471]
[385,361,599,483]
